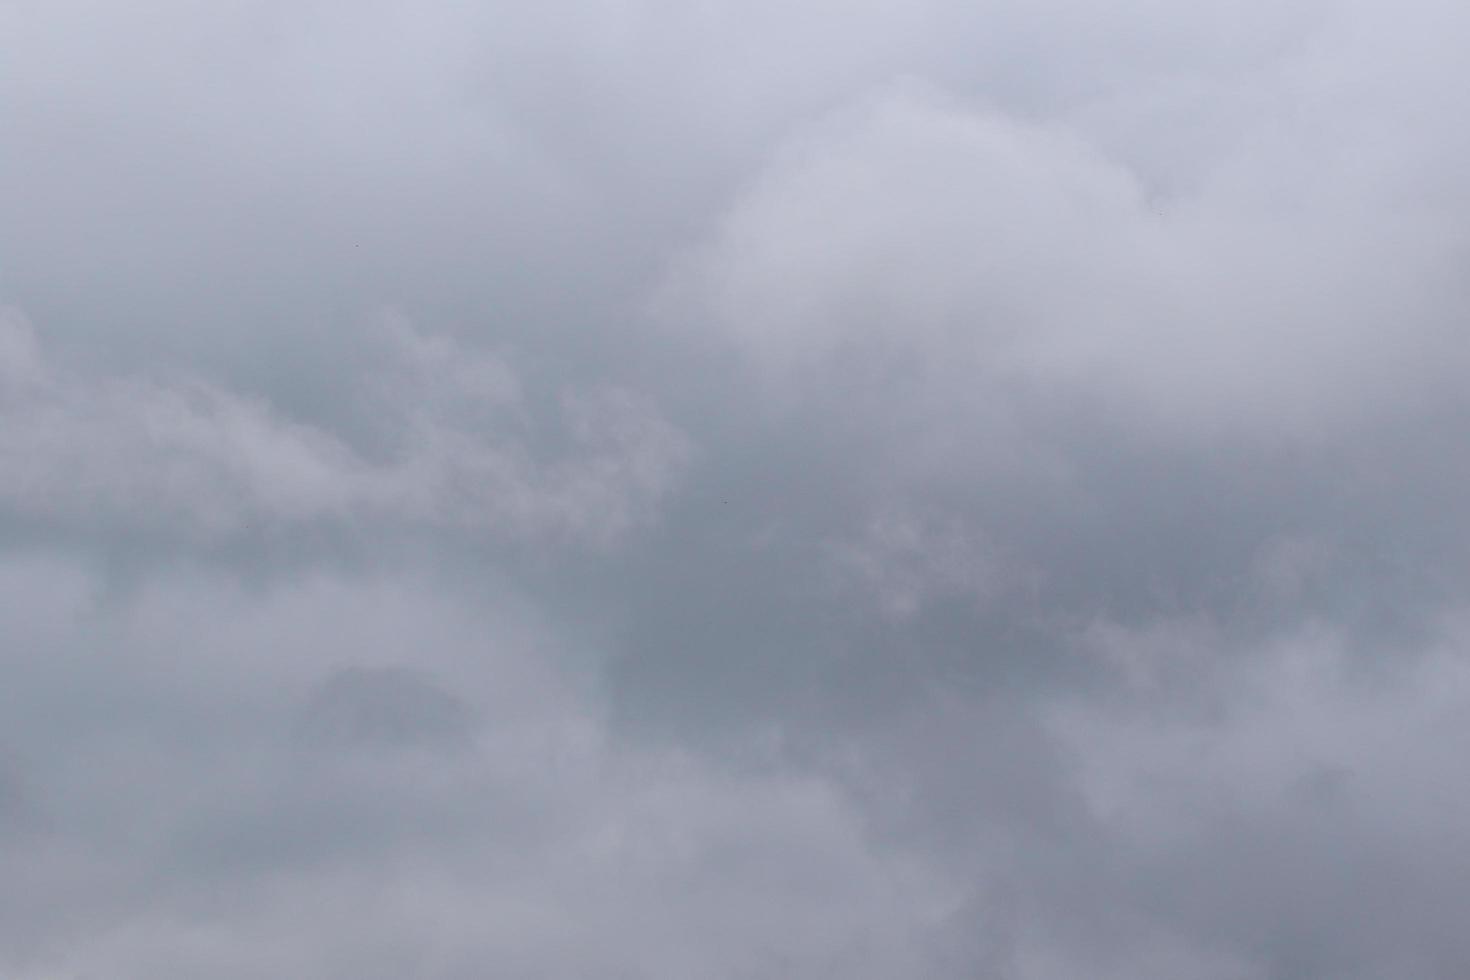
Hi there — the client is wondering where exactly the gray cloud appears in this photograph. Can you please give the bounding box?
[0,561,950,979]
[0,311,688,548]
[5,0,1470,977]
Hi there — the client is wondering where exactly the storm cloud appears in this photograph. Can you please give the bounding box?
[4,0,1470,977]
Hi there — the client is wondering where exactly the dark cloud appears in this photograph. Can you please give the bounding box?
[4,0,1470,977]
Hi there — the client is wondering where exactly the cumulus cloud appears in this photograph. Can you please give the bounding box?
[668,80,1467,444]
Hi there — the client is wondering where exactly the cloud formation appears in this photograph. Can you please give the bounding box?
[5,0,1470,977]
[0,311,688,547]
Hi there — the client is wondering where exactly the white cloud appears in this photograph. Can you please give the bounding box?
[669,76,1468,444]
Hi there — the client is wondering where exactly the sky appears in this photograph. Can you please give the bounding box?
[3,1,1470,977]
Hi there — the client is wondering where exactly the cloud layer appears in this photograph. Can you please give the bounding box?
[5,0,1470,977]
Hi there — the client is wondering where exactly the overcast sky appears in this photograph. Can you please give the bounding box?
[3,1,1470,977]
